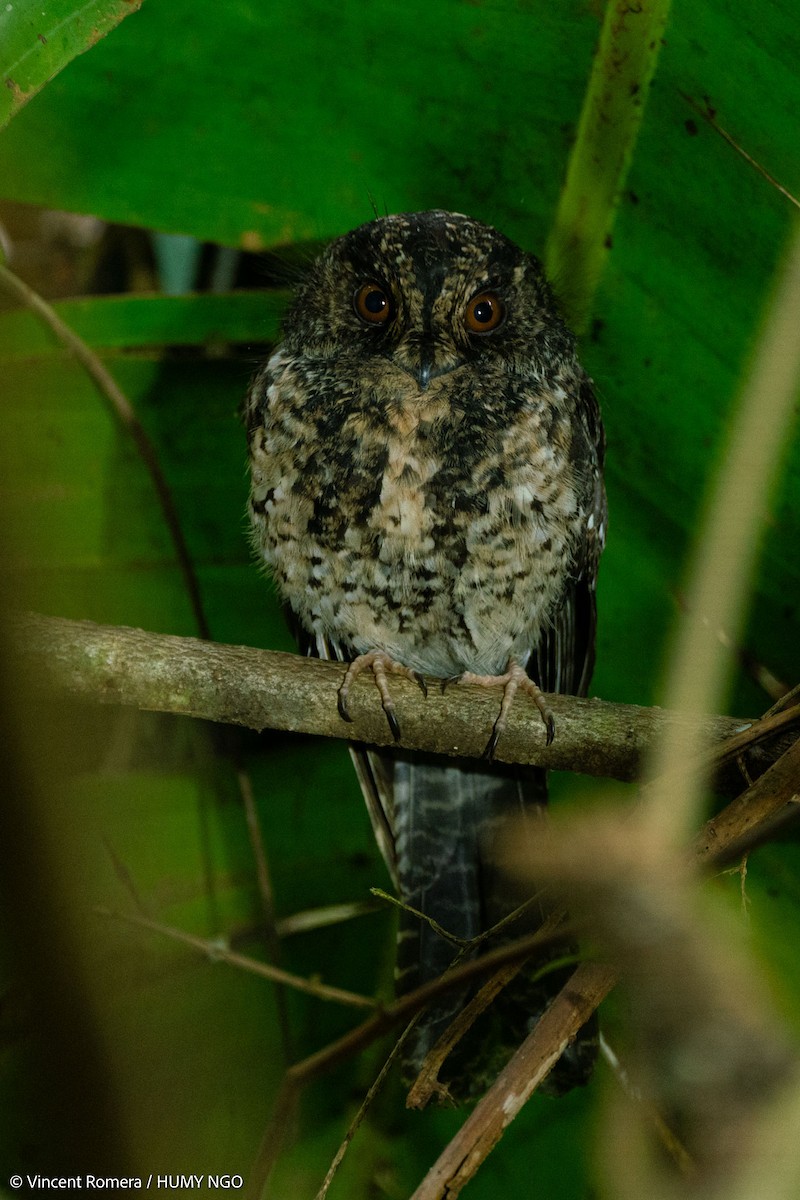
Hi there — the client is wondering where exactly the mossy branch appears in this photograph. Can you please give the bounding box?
[13,611,797,788]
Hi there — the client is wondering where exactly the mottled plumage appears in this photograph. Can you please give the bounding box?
[246,210,606,1097]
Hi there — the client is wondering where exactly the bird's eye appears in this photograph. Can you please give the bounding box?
[464,291,505,334]
[354,282,392,325]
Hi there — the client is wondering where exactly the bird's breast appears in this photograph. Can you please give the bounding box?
[368,415,441,555]
[252,363,581,675]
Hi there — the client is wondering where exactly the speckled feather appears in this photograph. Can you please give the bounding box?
[247,211,606,1096]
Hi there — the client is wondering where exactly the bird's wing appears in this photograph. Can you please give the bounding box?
[529,375,607,699]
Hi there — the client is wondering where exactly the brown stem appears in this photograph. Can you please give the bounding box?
[0,264,210,639]
[96,908,377,1010]
[236,765,294,1061]
[679,92,800,211]
[410,961,617,1200]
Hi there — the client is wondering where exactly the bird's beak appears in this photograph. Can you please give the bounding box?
[415,348,433,390]
[387,338,462,390]
[410,345,463,390]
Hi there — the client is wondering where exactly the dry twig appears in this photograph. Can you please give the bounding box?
[680,92,800,212]
[97,908,377,1011]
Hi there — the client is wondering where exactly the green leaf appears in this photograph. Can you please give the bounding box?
[0,290,286,360]
[545,0,672,329]
[0,0,143,131]
[0,0,599,247]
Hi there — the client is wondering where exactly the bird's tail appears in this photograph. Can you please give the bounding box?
[390,754,597,1100]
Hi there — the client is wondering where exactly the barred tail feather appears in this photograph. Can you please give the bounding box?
[391,754,559,1089]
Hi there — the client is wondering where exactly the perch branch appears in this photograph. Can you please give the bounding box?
[13,612,798,786]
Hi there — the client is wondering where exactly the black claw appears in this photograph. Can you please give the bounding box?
[385,706,402,742]
[386,700,402,739]
[483,725,500,761]
[545,715,556,746]
[413,672,428,698]
[337,693,353,724]
[440,674,461,694]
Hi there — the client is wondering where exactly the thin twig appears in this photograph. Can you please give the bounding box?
[371,887,470,947]
[275,900,380,938]
[599,1033,695,1176]
[244,1076,299,1200]
[101,837,149,917]
[703,704,800,768]
[97,907,377,1010]
[695,736,800,866]
[0,263,210,639]
[410,961,617,1200]
[313,1030,413,1200]
[764,681,800,719]
[680,92,800,211]
[406,910,572,1109]
[237,765,294,1061]
[239,767,281,945]
[674,591,790,702]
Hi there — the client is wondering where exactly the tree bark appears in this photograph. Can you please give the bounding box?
[11,611,797,788]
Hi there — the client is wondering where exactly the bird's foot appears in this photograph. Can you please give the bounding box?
[456,659,555,759]
[337,651,427,741]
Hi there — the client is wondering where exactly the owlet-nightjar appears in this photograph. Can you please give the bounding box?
[246,210,606,1098]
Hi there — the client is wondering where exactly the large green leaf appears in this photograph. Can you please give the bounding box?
[0,0,143,130]
[0,0,598,248]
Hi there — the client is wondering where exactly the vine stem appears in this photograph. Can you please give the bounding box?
[0,262,210,639]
